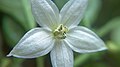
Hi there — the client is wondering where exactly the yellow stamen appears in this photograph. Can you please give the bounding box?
[53,24,68,39]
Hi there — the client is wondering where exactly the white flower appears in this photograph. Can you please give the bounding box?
[7,0,107,67]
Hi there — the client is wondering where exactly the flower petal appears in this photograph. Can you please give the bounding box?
[31,0,59,29]
[7,28,54,58]
[65,26,107,53]
[50,40,73,67]
[60,0,88,28]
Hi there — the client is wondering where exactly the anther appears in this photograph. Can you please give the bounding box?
[53,24,68,39]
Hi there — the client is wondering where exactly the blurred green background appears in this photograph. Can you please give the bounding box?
[0,0,120,67]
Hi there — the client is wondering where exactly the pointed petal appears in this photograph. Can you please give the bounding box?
[31,0,59,29]
[65,26,107,53]
[60,0,88,28]
[7,28,54,58]
[50,40,73,67]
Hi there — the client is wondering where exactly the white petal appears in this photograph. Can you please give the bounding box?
[60,0,88,28]
[31,0,59,29]
[65,26,107,53]
[7,28,54,58]
[50,40,73,67]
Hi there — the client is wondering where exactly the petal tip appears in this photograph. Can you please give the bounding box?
[7,53,12,57]
[100,47,107,51]
[7,53,25,58]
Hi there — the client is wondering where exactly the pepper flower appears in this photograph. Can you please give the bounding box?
[7,0,107,67]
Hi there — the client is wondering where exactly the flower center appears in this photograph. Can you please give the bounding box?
[53,24,68,39]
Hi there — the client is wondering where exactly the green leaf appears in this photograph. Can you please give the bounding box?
[53,0,69,10]
[1,58,11,67]
[111,27,120,45]
[0,0,36,29]
[107,41,120,53]
[83,0,101,27]
[74,54,91,67]
[2,16,25,47]
[97,17,120,36]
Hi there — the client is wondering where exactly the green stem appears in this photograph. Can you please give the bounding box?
[37,57,44,67]
[12,58,24,67]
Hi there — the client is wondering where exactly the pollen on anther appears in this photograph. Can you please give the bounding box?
[53,24,68,39]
